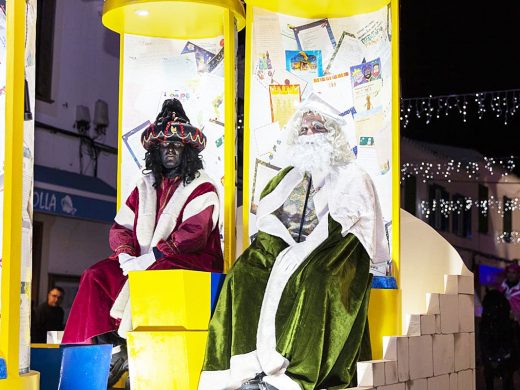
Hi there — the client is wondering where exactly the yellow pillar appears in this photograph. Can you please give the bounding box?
[103,0,245,270]
[0,0,39,388]
[242,0,401,355]
[102,2,245,388]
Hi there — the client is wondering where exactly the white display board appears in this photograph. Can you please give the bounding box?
[20,0,37,372]
[121,34,227,241]
[247,6,393,274]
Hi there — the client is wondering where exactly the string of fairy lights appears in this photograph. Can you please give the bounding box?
[398,88,520,243]
[400,88,520,127]
[238,89,520,241]
[420,196,520,220]
[419,195,520,244]
[401,158,517,183]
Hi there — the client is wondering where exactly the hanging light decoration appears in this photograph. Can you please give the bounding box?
[400,89,520,127]
[401,156,517,183]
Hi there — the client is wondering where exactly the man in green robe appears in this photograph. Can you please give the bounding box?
[199,96,389,390]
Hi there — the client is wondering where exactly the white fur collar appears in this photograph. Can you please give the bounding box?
[135,171,215,254]
[256,163,389,263]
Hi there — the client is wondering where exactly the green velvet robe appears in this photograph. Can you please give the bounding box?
[201,168,372,390]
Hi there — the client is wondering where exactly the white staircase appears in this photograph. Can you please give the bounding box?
[346,210,476,390]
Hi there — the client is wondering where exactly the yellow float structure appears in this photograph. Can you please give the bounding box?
[103,0,246,269]
[241,0,401,359]
[102,1,245,388]
[0,0,39,388]
[1,1,478,389]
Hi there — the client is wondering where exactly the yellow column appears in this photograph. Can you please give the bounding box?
[223,9,237,269]
[391,0,402,338]
[0,0,39,388]
[1,0,27,375]
[116,35,125,209]
[242,0,401,358]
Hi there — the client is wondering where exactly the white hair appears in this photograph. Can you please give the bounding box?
[284,106,355,166]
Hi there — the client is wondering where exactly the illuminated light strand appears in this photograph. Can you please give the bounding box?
[401,157,517,183]
[420,195,519,218]
[400,89,520,127]
[497,232,520,244]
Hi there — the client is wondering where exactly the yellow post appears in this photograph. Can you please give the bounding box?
[242,0,401,356]
[104,0,245,267]
[391,0,402,336]
[223,9,237,270]
[116,35,125,209]
[102,2,245,387]
[1,0,27,376]
[0,0,39,388]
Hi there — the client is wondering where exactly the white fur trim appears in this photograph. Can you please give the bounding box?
[114,203,135,230]
[182,191,219,230]
[149,171,216,251]
[256,219,328,375]
[198,351,262,390]
[264,373,302,390]
[110,280,132,339]
[256,168,303,219]
[135,176,157,255]
[134,171,216,254]
[110,281,129,320]
[328,164,389,263]
[117,297,132,339]
[257,164,389,263]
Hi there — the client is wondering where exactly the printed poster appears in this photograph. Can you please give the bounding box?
[248,7,394,275]
[269,84,301,129]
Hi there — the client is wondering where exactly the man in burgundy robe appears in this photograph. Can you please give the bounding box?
[62,99,223,386]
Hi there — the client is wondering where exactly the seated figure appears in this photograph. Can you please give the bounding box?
[62,99,223,386]
[199,96,389,390]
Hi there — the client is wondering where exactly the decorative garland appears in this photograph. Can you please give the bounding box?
[400,88,520,127]
[401,158,517,183]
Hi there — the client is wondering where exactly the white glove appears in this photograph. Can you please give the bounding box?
[272,244,307,275]
[118,253,136,268]
[120,252,156,276]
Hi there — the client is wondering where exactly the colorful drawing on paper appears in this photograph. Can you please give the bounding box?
[350,58,382,87]
[181,41,216,73]
[291,19,336,64]
[312,71,353,113]
[122,121,150,169]
[325,31,365,75]
[250,159,281,215]
[268,84,301,129]
[285,50,323,78]
[207,47,224,73]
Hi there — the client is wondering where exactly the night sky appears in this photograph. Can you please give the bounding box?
[399,0,520,158]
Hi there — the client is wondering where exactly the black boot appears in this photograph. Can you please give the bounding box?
[107,343,128,388]
[259,382,279,390]
[93,332,129,388]
[240,373,279,390]
[240,373,264,390]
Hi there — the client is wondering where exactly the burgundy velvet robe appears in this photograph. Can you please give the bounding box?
[62,174,223,344]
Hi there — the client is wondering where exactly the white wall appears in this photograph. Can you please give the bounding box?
[34,0,120,187]
[400,209,472,325]
[401,138,520,263]
[35,213,111,305]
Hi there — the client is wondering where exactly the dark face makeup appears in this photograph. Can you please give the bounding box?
[160,140,185,169]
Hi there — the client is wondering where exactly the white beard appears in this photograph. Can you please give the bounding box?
[286,134,333,173]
